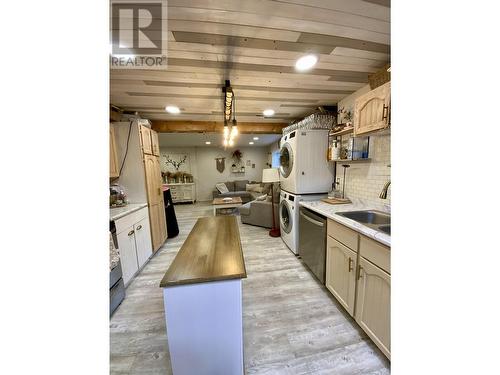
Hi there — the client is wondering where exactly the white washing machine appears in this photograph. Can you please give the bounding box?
[279,129,334,195]
[279,190,326,255]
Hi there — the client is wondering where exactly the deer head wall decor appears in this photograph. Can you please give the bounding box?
[164,154,187,171]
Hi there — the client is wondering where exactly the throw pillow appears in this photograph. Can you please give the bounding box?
[256,194,267,201]
[215,183,229,194]
[262,183,272,195]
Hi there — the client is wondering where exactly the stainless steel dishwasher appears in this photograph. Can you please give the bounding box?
[298,206,327,283]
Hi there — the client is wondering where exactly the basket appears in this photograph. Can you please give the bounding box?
[368,63,391,90]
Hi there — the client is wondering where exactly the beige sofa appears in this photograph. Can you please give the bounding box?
[239,187,280,228]
[212,180,263,204]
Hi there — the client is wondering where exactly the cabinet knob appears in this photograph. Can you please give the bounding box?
[348,257,353,272]
[128,230,135,236]
[136,225,142,231]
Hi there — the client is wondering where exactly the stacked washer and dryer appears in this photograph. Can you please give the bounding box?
[278,128,334,254]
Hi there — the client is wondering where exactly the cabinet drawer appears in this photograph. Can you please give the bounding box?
[359,236,390,274]
[327,219,358,251]
[115,207,148,235]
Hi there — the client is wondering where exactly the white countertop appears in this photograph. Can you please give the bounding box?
[110,203,148,221]
[299,199,391,247]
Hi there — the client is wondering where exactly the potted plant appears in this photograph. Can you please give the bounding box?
[232,149,242,162]
[337,107,353,127]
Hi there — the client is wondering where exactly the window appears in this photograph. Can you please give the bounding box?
[272,150,280,168]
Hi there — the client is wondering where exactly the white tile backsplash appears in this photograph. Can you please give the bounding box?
[336,133,391,206]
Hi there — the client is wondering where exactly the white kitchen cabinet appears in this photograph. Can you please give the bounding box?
[325,219,391,359]
[114,207,153,286]
[116,225,139,286]
[354,81,390,136]
[355,256,391,359]
[134,216,153,268]
[326,236,358,316]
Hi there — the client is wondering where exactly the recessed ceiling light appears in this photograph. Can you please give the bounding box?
[263,109,275,117]
[295,54,318,71]
[165,105,180,114]
[253,137,259,140]
[205,141,211,145]
[249,142,254,145]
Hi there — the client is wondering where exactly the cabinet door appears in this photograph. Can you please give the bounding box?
[354,82,390,136]
[109,124,120,178]
[144,154,161,205]
[149,203,166,252]
[326,236,357,316]
[140,125,153,155]
[134,216,153,268]
[116,225,139,286]
[158,199,167,243]
[151,129,160,156]
[355,257,391,359]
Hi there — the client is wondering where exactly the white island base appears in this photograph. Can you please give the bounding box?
[162,279,244,375]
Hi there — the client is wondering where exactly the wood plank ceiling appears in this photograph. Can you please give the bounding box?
[110,0,391,124]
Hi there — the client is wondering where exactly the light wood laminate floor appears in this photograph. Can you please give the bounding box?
[110,202,390,374]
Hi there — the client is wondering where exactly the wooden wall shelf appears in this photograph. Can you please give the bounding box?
[329,127,354,137]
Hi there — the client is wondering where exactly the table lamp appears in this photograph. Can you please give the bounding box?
[262,168,280,237]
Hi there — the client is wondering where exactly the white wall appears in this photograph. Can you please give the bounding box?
[159,146,270,201]
[336,85,391,205]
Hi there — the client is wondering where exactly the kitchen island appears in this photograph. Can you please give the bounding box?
[160,215,246,375]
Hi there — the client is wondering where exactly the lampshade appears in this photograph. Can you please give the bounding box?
[262,168,280,183]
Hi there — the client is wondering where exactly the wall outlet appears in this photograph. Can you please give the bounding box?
[336,177,341,186]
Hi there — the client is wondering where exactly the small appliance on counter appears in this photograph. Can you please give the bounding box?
[110,184,128,208]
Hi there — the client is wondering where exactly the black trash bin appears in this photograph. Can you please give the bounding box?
[163,188,179,238]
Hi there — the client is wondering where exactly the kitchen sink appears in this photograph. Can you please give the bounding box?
[336,210,391,235]
[378,225,391,235]
[336,210,390,225]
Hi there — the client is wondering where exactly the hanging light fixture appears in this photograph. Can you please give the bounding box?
[231,97,238,138]
[222,80,233,122]
[222,80,237,147]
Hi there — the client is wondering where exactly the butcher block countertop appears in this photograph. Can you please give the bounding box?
[160,216,247,287]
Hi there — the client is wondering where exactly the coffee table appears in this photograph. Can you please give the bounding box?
[212,197,243,216]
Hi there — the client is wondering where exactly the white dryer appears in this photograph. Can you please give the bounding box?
[279,129,334,195]
[279,190,326,255]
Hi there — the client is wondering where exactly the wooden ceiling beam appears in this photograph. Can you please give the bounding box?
[151,120,287,134]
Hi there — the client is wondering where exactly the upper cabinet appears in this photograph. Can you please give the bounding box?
[354,82,390,136]
[139,125,160,156]
[110,123,119,178]
[140,125,153,155]
[151,130,160,156]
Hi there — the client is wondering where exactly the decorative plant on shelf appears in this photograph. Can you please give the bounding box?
[337,107,353,125]
[232,149,243,162]
[164,155,187,171]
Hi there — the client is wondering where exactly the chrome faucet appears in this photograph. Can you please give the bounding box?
[379,181,391,199]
